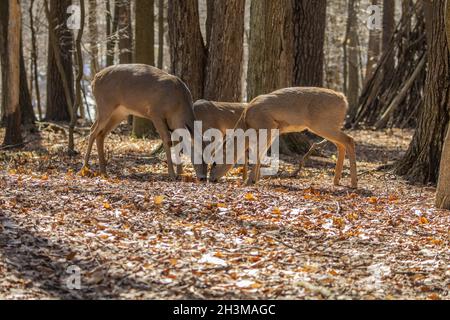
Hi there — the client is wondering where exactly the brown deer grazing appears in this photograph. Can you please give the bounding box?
[193,100,247,181]
[82,64,196,179]
[209,87,358,188]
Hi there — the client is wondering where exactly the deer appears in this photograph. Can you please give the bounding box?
[209,87,358,189]
[82,64,197,179]
[192,100,247,181]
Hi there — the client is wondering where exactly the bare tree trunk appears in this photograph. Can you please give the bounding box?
[205,0,214,47]
[118,0,132,64]
[436,0,450,210]
[157,0,164,69]
[105,0,115,66]
[45,0,74,122]
[69,0,86,154]
[247,0,294,99]
[281,0,327,155]
[365,0,381,82]
[133,0,157,138]
[345,0,360,118]
[88,0,99,75]
[168,0,206,101]
[395,0,450,184]
[19,41,35,125]
[293,0,327,87]
[0,0,7,124]
[204,0,245,102]
[29,0,42,121]
[382,0,395,84]
[3,0,22,146]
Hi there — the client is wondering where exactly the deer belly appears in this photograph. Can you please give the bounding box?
[281,125,308,134]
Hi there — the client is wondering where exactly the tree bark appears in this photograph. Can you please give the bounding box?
[117,0,132,64]
[247,0,294,100]
[29,0,42,121]
[3,0,22,146]
[0,0,7,123]
[133,0,157,138]
[157,0,164,69]
[69,0,85,154]
[293,0,327,87]
[19,41,35,125]
[205,0,214,48]
[105,0,115,66]
[395,0,450,184]
[45,0,74,122]
[168,0,206,101]
[204,0,245,102]
[366,0,381,82]
[88,0,99,75]
[1,1,35,127]
[435,0,450,210]
[344,0,360,117]
[382,0,395,84]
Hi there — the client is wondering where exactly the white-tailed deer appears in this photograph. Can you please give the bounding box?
[193,100,247,181]
[83,64,196,179]
[209,87,358,188]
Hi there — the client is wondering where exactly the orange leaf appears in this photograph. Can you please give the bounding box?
[154,195,165,205]
[244,193,256,201]
[368,197,378,204]
[419,216,429,225]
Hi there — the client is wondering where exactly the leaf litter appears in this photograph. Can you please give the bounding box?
[0,127,448,299]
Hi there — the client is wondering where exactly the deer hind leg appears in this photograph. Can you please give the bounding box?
[246,129,274,186]
[310,128,358,188]
[93,113,126,175]
[83,119,99,168]
[242,149,249,182]
[152,118,176,179]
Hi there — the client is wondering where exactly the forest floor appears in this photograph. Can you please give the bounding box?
[0,125,448,300]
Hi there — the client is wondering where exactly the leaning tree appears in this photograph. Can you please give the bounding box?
[435,0,450,210]
[395,0,450,184]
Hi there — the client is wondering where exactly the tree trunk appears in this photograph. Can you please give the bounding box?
[284,0,327,155]
[293,0,327,87]
[205,0,214,47]
[88,0,99,75]
[117,0,132,64]
[29,0,42,121]
[105,0,115,66]
[133,0,157,138]
[365,0,381,82]
[45,0,74,122]
[344,0,360,117]
[168,0,206,101]
[395,0,450,184]
[382,0,395,84]
[435,0,450,210]
[1,1,34,127]
[204,0,245,102]
[157,0,164,69]
[19,41,35,125]
[0,0,7,123]
[247,0,294,100]
[69,0,85,154]
[3,0,22,146]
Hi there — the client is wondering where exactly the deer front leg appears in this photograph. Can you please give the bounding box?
[153,118,176,180]
[333,144,346,186]
[96,133,107,175]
